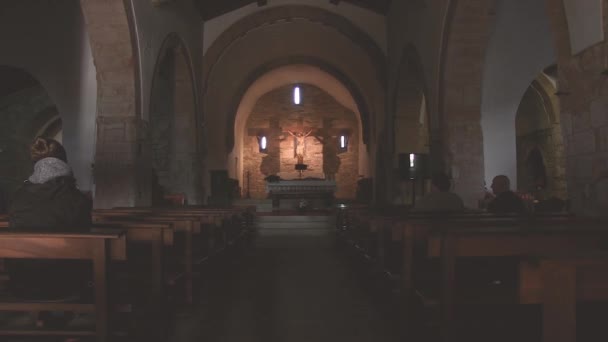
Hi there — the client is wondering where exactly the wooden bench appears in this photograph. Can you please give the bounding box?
[92,221,174,341]
[337,209,608,342]
[0,230,126,342]
[426,221,608,342]
[93,211,198,305]
[534,251,608,342]
[94,207,250,303]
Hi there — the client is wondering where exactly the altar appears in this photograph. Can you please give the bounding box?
[266,180,337,210]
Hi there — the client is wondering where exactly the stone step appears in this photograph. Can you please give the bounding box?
[256,228,332,236]
[233,199,273,212]
[257,221,332,230]
[256,215,334,223]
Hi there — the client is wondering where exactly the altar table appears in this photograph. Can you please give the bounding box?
[266,180,337,210]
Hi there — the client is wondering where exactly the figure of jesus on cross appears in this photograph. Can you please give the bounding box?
[286,129,313,164]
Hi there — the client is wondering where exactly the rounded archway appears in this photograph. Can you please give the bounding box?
[0,66,61,197]
[148,34,201,205]
[515,73,567,200]
[231,64,371,200]
[202,11,385,175]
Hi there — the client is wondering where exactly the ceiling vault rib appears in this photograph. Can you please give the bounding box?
[198,0,391,20]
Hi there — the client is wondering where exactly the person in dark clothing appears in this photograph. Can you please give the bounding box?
[7,137,92,302]
[487,175,526,214]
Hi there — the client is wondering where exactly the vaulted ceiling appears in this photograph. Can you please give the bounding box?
[195,0,392,21]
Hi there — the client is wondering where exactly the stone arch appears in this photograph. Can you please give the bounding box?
[440,0,572,207]
[79,0,140,208]
[241,84,361,199]
[0,66,58,196]
[148,33,202,204]
[229,63,371,196]
[516,74,567,200]
[203,16,385,171]
[33,111,62,142]
[203,5,386,91]
[227,56,373,151]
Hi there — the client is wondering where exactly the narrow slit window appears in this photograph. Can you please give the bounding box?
[339,134,348,152]
[259,136,268,153]
[261,136,267,150]
[294,86,301,105]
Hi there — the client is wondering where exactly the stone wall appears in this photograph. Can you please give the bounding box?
[243,84,359,199]
[544,0,608,216]
[556,43,608,216]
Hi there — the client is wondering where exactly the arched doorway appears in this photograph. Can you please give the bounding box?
[149,35,201,205]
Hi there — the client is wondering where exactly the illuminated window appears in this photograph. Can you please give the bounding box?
[339,134,348,152]
[259,136,268,153]
[293,86,301,105]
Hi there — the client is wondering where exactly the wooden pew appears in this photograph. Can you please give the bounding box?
[338,209,607,342]
[93,222,174,306]
[92,221,174,341]
[425,219,608,342]
[535,251,608,342]
[93,211,198,305]
[94,206,252,306]
[0,230,126,342]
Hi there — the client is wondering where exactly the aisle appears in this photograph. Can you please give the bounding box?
[172,233,404,342]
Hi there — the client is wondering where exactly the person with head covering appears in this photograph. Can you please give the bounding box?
[414,172,465,212]
[487,175,526,214]
[7,137,92,306]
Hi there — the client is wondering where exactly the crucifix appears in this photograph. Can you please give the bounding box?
[281,117,319,164]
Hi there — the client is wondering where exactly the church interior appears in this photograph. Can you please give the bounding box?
[0,0,608,341]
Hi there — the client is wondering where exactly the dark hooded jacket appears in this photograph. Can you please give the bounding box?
[8,158,92,300]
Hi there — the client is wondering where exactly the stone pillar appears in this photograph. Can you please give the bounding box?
[94,116,151,208]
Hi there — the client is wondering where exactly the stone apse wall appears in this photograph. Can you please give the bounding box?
[243,84,359,199]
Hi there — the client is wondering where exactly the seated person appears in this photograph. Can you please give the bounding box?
[487,175,526,214]
[414,173,465,212]
[8,137,92,302]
